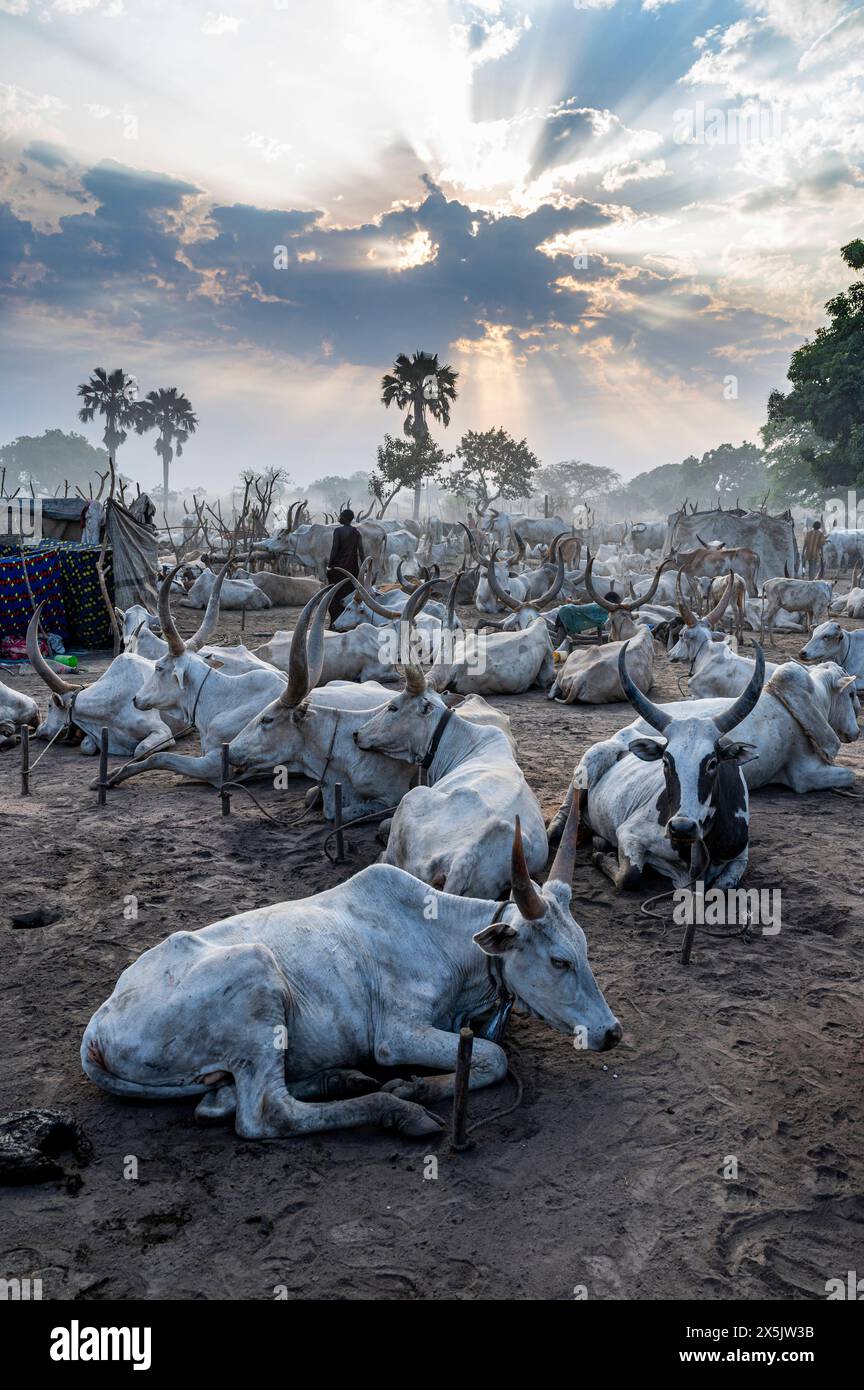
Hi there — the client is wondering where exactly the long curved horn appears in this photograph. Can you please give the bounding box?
[486,548,523,611]
[614,555,669,612]
[532,548,566,608]
[547,787,579,887]
[401,662,427,696]
[187,551,233,652]
[157,564,186,657]
[617,641,670,732]
[280,586,328,707]
[704,571,734,629]
[396,559,416,595]
[583,551,619,612]
[676,569,699,628]
[510,816,546,921]
[713,643,765,735]
[696,533,712,549]
[445,569,461,629]
[458,522,489,570]
[26,603,78,695]
[305,585,338,691]
[333,568,402,620]
[401,575,445,627]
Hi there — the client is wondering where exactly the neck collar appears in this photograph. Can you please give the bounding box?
[419,704,455,770]
[480,900,516,1044]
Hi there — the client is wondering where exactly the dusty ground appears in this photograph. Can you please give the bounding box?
[1,601,863,1301]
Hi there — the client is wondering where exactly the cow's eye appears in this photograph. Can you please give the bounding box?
[707,756,718,773]
[260,716,273,726]
[388,703,398,712]
[551,957,571,971]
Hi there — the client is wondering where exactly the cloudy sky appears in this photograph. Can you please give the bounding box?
[1,0,861,492]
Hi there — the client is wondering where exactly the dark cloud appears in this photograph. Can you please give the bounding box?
[0,152,790,395]
[23,141,70,171]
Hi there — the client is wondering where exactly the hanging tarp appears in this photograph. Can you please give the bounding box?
[105,497,158,613]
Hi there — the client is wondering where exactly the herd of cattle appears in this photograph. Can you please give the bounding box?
[3,506,863,1141]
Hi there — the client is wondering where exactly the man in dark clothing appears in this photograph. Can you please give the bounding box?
[327,508,365,625]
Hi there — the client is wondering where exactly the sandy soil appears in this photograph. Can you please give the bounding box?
[1,602,863,1301]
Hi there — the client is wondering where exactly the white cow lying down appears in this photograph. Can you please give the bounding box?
[82,810,621,1139]
[0,675,39,739]
[575,660,859,798]
[181,568,272,611]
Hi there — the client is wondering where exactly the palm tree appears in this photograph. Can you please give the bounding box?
[136,387,198,502]
[381,350,458,519]
[77,367,140,463]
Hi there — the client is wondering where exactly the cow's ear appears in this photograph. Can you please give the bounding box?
[629,737,665,762]
[174,666,185,689]
[718,740,758,764]
[473,923,519,955]
[835,673,856,691]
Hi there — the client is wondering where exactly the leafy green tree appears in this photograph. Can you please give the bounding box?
[0,429,109,494]
[77,367,140,462]
[136,386,198,500]
[448,427,540,513]
[369,434,452,516]
[759,418,827,509]
[381,350,458,518]
[767,240,864,487]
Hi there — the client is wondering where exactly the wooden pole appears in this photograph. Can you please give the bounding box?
[220,743,231,816]
[334,782,345,862]
[97,727,109,806]
[450,1027,474,1152]
[20,724,30,796]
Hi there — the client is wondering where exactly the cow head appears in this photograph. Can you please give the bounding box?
[228,584,336,775]
[474,809,621,1051]
[26,603,85,740]
[668,572,735,663]
[584,549,672,639]
[799,620,848,665]
[618,640,764,855]
[132,558,231,714]
[354,662,444,763]
[813,661,860,741]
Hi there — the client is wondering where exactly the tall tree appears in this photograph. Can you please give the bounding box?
[381,350,458,519]
[136,386,198,501]
[767,240,864,488]
[369,434,452,517]
[77,367,140,463]
[448,427,540,514]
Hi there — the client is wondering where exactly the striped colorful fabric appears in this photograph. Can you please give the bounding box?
[0,541,115,647]
[0,546,69,641]
[52,542,114,648]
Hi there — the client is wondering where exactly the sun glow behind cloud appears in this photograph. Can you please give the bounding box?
[0,0,862,487]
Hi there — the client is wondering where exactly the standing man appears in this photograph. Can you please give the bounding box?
[327,507,365,625]
[802,520,826,579]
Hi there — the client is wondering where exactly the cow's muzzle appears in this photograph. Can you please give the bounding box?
[667,815,700,842]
